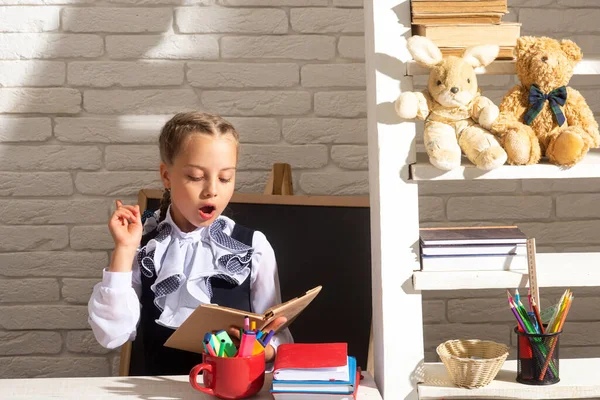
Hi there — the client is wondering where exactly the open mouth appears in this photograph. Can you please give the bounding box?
[199,205,216,220]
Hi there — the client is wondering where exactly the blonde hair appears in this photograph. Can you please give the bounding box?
[158,112,239,222]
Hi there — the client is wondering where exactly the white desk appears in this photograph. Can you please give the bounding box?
[0,372,382,400]
[419,359,600,399]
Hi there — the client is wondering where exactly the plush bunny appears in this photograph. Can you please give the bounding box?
[395,36,507,170]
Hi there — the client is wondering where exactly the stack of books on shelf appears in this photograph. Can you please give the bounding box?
[271,343,360,400]
[411,0,520,59]
[419,226,528,271]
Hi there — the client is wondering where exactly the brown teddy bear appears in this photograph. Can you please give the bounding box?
[395,36,507,171]
[493,36,599,166]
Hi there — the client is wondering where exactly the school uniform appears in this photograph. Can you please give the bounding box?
[88,207,292,376]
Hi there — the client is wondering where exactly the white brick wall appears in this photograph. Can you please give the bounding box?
[1,0,599,378]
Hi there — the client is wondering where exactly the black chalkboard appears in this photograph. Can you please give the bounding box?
[140,191,372,369]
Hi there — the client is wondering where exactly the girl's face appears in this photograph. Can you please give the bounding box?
[160,133,237,232]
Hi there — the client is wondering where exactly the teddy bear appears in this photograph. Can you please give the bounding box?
[395,35,507,171]
[492,36,599,166]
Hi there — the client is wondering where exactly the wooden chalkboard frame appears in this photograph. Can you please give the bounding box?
[120,189,372,376]
[138,189,369,209]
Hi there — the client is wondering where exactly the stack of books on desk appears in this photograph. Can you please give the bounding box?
[419,226,528,271]
[411,0,520,59]
[271,343,360,400]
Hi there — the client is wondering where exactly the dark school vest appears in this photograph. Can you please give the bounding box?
[128,224,255,376]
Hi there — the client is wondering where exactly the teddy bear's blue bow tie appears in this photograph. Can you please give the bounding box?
[523,84,567,127]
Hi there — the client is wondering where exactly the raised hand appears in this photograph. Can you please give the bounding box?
[109,200,143,249]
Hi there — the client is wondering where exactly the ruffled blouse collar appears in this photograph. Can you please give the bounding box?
[137,207,254,327]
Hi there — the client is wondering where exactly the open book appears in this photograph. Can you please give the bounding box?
[164,286,322,354]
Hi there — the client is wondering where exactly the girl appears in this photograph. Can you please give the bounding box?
[88,112,292,376]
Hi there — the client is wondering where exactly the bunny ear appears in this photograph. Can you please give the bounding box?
[407,35,443,68]
[462,44,499,68]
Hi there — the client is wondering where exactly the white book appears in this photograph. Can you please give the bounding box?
[272,393,355,400]
[420,253,527,271]
[273,364,350,382]
[421,243,526,256]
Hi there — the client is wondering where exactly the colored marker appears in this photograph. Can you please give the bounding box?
[209,333,220,355]
[244,315,250,331]
[238,330,257,357]
[215,330,237,357]
[252,339,264,355]
[251,321,256,331]
[260,330,275,347]
[204,340,217,356]
[256,331,264,340]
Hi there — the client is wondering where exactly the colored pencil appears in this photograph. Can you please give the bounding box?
[531,298,545,334]
[539,294,573,380]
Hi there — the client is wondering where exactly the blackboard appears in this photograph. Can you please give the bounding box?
[139,190,372,369]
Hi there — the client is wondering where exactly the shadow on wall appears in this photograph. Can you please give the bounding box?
[0,1,246,379]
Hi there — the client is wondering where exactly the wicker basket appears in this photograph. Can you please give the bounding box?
[436,339,509,389]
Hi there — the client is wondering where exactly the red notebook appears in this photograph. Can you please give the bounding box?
[274,343,349,381]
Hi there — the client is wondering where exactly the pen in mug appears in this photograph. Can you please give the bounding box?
[260,330,275,347]
[238,330,257,357]
[204,340,217,356]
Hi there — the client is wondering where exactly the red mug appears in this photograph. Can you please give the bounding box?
[189,352,265,399]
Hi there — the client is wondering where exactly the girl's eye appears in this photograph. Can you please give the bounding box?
[467,78,471,84]
[219,178,232,183]
[188,175,203,181]
[436,80,442,86]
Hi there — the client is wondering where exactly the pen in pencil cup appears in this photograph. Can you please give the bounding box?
[238,330,257,357]
[204,340,217,357]
[260,330,275,348]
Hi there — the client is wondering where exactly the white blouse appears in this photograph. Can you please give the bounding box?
[88,208,293,354]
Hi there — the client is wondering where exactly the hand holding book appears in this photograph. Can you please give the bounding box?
[227,316,287,362]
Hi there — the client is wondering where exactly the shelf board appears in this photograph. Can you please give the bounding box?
[410,149,600,181]
[419,358,600,399]
[406,55,600,76]
[413,252,600,291]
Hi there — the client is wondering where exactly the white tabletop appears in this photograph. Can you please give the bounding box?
[0,372,382,400]
[419,358,600,399]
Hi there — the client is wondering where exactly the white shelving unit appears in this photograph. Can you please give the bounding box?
[407,55,600,76]
[364,1,600,399]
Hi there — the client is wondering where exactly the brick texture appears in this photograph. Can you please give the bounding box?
[1,0,599,378]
